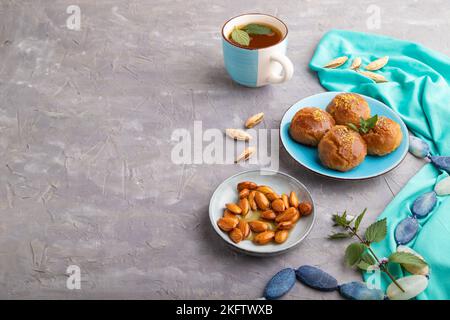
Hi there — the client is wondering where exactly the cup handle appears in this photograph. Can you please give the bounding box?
[267,53,294,84]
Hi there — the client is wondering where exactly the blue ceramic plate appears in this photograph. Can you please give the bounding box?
[280,92,409,180]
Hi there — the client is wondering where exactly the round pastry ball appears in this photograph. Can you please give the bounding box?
[362,116,403,156]
[289,107,335,146]
[326,93,371,126]
[318,125,367,172]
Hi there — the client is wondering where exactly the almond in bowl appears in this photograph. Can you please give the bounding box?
[209,170,315,256]
[218,183,312,246]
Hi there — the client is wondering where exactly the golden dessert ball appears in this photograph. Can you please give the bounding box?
[362,116,403,156]
[289,107,335,146]
[318,125,367,172]
[326,93,371,126]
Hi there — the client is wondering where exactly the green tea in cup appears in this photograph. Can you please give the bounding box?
[222,13,294,87]
[228,23,283,49]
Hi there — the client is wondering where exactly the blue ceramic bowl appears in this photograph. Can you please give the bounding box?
[280,92,409,180]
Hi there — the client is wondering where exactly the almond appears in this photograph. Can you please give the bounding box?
[248,190,257,211]
[299,202,312,216]
[245,112,264,128]
[239,188,250,199]
[289,191,299,208]
[237,181,257,191]
[275,230,289,244]
[223,210,239,225]
[256,185,275,194]
[281,194,290,209]
[365,56,389,71]
[255,192,270,210]
[271,199,286,212]
[226,203,242,215]
[253,231,275,245]
[277,220,295,230]
[249,220,269,233]
[260,209,277,220]
[291,211,300,223]
[266,192,280,201]
[275,207,298,223]
[324,56,348,68]
[238,198,249,215]
[237,220,250,238]
[225,128,252,141]
[229,228,243,243]
[217,217,238,232]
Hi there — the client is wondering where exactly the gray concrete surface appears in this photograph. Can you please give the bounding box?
[0,0,449,299]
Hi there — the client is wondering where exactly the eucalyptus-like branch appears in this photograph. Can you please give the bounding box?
[347,226,405,293]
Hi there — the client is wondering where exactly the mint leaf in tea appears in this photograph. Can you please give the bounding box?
[231,28,250,46]
[229,23,282,49]
[243,23,272,35]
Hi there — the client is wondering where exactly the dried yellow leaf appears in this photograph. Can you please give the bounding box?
[350,57,362,70]
[235,147,256,163]
[323,56,348,68]
[359,71,388,83]
[365,56,389,71]
[225,129,252,141]
[245,113,264,128]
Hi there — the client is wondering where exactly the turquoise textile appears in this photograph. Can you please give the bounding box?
[310,29,450,299]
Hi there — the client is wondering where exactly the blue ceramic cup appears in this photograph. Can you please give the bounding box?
[222,13,294,87]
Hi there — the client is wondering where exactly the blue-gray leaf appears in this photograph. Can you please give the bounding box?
[295,265,338,292]
[339,281,384,300]
[412,191,437,218]
[430,156,450,174]
[395,217,419,245]
[263,268,296,300]
[409,136,430,158]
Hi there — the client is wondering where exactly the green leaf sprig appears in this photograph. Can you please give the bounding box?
[388,252,428,269]
[329,209,428,293]
[231,23,273,46]
[347,114,378,134]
